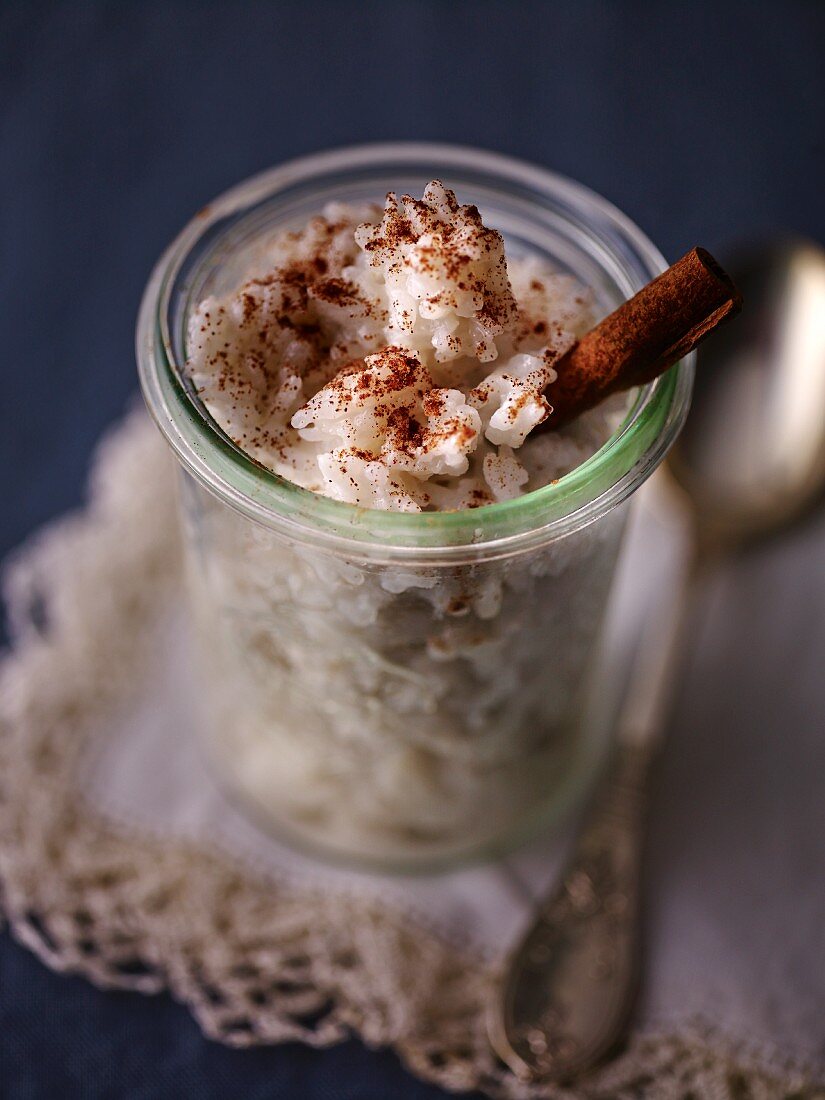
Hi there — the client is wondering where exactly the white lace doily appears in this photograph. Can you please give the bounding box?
[1,408,823,1098]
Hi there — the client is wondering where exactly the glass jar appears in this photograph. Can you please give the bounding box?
[137,143,692,871]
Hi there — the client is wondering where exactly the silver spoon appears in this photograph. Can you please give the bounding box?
[488,239,825,1083]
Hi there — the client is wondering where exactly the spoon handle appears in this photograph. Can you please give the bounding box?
[489,483,698,1082]
[489,741,651,1082]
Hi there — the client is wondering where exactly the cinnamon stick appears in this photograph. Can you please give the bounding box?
[545,247,741,429]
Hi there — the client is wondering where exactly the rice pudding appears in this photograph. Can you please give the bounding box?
[173,183,628,864]
[137,150,693,869]
[186,182,620,514]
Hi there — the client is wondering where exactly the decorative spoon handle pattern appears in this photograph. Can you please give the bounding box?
[489,741,652,1082]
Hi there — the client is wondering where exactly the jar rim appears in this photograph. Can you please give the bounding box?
[137,142,693,563]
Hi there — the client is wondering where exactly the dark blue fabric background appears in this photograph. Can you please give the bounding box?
[2,2,824,1096]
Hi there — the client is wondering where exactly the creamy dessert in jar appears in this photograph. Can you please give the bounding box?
[187,181,617,512]
[178,181,627,863]
[138,148,711,869]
